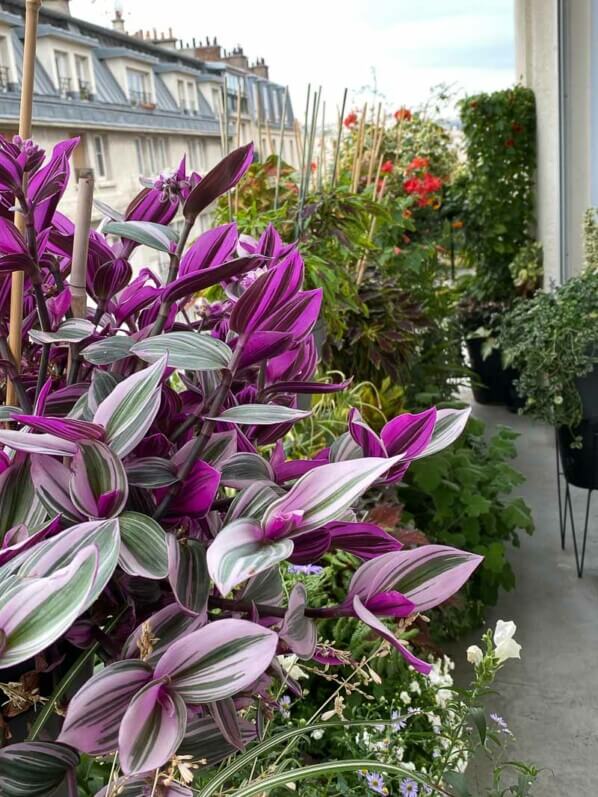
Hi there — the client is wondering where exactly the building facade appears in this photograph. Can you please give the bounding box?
[0,0,297,270]
[515,0,598,283]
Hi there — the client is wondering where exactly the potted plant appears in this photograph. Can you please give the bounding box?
[457,86,538,406]
[500,266,598,488]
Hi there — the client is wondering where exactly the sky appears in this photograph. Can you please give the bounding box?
[70,0,516,119]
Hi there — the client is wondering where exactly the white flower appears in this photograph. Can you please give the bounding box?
[493,620,521,663]
[277,654,309,680]
[311,729,324,740]
[399,690,412,705]
[409,680,421,694]
[466,645,484,666]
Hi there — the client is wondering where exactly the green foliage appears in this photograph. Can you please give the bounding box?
[583,207,598,271]
[459,86,537,303]
[398,418,534,638]
[499,269,598,430]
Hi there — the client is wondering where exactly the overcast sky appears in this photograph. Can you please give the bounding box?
[71,0,515,118]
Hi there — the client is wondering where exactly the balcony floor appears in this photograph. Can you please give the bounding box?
[451,400,598,795]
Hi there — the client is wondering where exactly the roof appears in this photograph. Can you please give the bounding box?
[0,0,295,133]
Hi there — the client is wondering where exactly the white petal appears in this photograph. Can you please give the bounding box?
[466,645,484,665]
[493,619,517,647]
[495,638,521,663]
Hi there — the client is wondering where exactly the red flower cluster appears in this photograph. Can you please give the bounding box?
[394,107,412,122]
[344,111,358,128]
[403,156,443,207]
[380,160,394,174]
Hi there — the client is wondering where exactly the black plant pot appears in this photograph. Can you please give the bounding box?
[558,420,598,490]
[466,338,521,408]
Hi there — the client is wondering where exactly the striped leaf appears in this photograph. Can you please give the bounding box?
[180,715,256,766]
[81,335,134,365]
[0,741,79,797]
[87,371,118,414]
[16,520,120,611]
[119,680,187,775]
[0,430,78,456]
[30,454,82,524]
[220,453,274,488]
[208,697,244,750]
[69,439,128,519]
[0,546,98,668]
[207,404,311,425]
[119,512,168,579]
[261,456,403,535]
[122,603,206,667]
[240,566,284,607]
[93,357,166,457]
[131,332,232,371]
[125,457,178,488]
[167,536,210,615]
[349,544,484,613]
[279,583,317,660]
[225,482,283,524]
[58,660,153,755]
[104,220,178,253]
[29,318,95,346]
[0,458,47,540]
[202,430,237,468]
[0,405,20,422]
[417,407,471,459]
[206,519,293,596]
[153,618,278,703]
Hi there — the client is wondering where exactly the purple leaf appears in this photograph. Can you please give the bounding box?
[154,459,220,519]
[279,583,317,659]
[0,430,78,456]
[153,618,278,703]
[327,521,403,560]
[31,454,82,523]
[183,143,254,221]
[119,680,187,775]
[12,414,105,443]
[167,536,210,615]
[179,222,238,275]
[162,255,266,306]
[69,440,128,519]
[122,603,206,667]
[59,660,153,754]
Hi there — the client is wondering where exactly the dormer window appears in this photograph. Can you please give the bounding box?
[54,50,71,98]
[75,54,93,100]
[175,79,198,114]
[127,68,152,107]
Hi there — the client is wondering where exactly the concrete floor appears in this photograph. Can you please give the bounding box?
[452,401,598,794]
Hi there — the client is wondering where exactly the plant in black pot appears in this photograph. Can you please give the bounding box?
[499,267,598,490]
[457,86,539,406]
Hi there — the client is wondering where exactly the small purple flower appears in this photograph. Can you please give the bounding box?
[391,710,407,731]
[287,563,324,576]
[150,169,191,202]
[400,778,419,796]
[366,771,388,795]
[490,713,512,735]
[279,694,291,719]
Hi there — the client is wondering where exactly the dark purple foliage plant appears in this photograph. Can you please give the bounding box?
[0,135,480,794]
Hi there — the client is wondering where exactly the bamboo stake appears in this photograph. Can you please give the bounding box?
[235,84,242,149]
[331,88,347,188]
[256,84,264,161]
[67,171,94,381]
[222,77,230,155]
[293,118,303,171]
[273,85,289,211]
[351,102,367,193]
[6,0,42,408]
[318,100,326,191]
[265,119,274,157]
[298,84,311,188]
[366,103,382,186]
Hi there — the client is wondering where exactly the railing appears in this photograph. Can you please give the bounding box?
[78,79,93,101]
[58,76,72,97]
[130,89,154,108]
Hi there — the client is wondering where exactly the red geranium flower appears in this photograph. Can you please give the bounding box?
[504,138,515,148]
[380,160,394,174]
[344,112,358,128]
[422,173,442,193]
[310,161,317,172]
[394,107,412,122]
[406,156,430,172]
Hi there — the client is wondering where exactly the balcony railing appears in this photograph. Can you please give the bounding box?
[58,76,72,98]
[78,79,93,101]
[130,89,155,109]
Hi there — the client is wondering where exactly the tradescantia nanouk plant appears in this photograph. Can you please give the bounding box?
[0,135,480,793]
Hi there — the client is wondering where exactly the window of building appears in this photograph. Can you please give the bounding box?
[54,50,71,97]
[0,36,13,92]
[186,81,197,112]
[211,88,222,115]
[153,137,168,171]
[93,134,108,179]
[127,68,151,105]
[75,55,92,100]
[177,79,186,110]
[189,138,206,172]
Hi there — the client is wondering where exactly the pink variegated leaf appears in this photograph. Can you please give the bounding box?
[0,430,78,456]
[31,454,83,524]
[59,660,153,754]
[154,618,278,703]
[122,603,206,667]
[119,680,187,775]
[279,583,317,660]
[119,512,168,579]
[206,519,293,596]
[167,536,210,615]
[69,440,128,519]
[93,356,167,457]
[416,407,472,459]
[261,456,403,536]
[11,415,105,443]
[348,544,484,613]
[0,742,80,797]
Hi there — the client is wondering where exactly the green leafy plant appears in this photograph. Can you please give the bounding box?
[499,269,598,431]
[398,418,534,637]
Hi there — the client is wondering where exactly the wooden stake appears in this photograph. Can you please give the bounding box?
[293,118,303,171]
[274,86,289,211]
[6,0,42,408]
[331,88,347,188]
[318,100,326,190]
[235,84,242,149]
[265,119,274,157]
[366,103,383,186]
[70,173,94,318]
[351,102,367,193]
